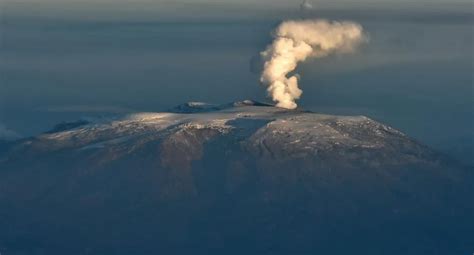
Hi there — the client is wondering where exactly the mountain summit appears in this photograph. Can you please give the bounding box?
[0,101,472,254]
[1,100,444,170]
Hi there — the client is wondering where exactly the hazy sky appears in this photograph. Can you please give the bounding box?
[1,0,473,164]
[4,0,472,19]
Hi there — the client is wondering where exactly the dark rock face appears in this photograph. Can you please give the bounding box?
[0,103,473,255]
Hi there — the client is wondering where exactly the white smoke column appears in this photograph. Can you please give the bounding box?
[260,19,365,109]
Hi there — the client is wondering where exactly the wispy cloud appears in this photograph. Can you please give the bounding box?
[300,0,313,11]
[0,124,21,141]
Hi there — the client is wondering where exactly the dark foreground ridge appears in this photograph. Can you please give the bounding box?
[0,101,473,255]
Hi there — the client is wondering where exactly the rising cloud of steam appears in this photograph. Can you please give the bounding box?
[260,19,366,109]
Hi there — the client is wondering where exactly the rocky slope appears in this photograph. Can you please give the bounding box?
[0,101,472,255]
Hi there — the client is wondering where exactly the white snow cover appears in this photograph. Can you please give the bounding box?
[34,102,407,155]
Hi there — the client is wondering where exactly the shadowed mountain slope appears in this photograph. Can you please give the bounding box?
[0,101,472,255]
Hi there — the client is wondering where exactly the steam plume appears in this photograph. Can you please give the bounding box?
[260,19,365,109]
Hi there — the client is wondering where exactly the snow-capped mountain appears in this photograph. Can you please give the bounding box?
[0,100,440,166]
[0,101,472,255]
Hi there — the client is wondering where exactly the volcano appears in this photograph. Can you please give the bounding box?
[0,101,472,254]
